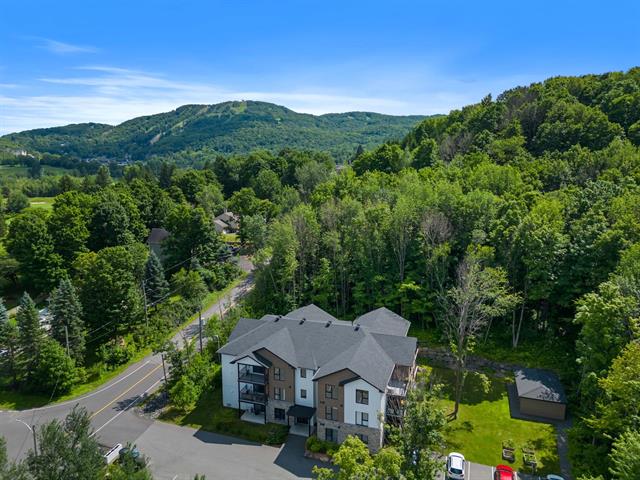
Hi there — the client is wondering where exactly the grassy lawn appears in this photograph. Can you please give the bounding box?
[424,364,560,474]
[159,368,289,445]
[27,196,55,211]
[0,274,248,410]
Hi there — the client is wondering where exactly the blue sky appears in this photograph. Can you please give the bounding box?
[1,0,638,134]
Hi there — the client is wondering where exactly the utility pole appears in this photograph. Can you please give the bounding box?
[160,353,168,395]
[64,325,70,357]
[32,425,37,457]
[198,310,203,354]
[142,281,149,328]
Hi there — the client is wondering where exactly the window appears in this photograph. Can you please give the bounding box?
[356,411,369,427]
[274,387,283,400]
[356,433,368,444]
[325,384,337,399]
[274,408,285,421]
[274,367,282,381]
[300,368,306,378]
[325,428,337,443]
[301,389,307,399]
[325,405,338,420]
[356,389,369,405]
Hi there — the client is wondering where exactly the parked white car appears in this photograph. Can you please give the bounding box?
[545,476,565,480]
[446,452,466,480]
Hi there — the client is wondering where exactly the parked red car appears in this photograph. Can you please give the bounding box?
[494,465,515,480]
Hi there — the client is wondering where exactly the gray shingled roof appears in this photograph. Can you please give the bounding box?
[515,368,567,403]
[285,304,345,324]
[147,227,169,245]
[356,307,410,336]
[218,305,417,392]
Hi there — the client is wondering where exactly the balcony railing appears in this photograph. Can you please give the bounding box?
[239,370,266,385]
[239,390,266,404]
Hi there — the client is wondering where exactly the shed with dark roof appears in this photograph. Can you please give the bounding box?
[514,368,567,420]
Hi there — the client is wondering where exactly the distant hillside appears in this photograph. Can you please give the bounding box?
[3,101,426,163]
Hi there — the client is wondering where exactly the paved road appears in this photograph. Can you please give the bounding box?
[0,259,254,463]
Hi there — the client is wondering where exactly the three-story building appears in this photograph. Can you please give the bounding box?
[218,304,418,452]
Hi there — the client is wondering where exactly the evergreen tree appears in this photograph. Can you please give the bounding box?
[25,406,104,480]
[0,298,19,386]
[144,250,169,304]
[16,292,44,383]
[95,165,112,189]
[49,278,86,364]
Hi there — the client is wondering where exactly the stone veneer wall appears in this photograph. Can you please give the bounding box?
[316,419,383,453]
[266,399,293,424]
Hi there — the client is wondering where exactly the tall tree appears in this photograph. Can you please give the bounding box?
[144,250,169,305]
[25,406,104,480]
[441,254,519,418]
[6,210,65,292]
[0,298,19,386]
[48,277,86,364]
[609,429,640,480]
[73,244,147,337]
[95,164,112,189]
[16,292,45,384]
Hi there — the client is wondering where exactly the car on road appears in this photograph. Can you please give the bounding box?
[494,464,515,480]
[446,452,466,480]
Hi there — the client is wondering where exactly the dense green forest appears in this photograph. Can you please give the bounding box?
[243,68,640,478]
[2,101,425,163]
[2,68,640,477]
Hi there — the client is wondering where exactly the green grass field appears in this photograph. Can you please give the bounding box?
[0,165,72,178]
[27,196,55,211]
[424,365,560,474]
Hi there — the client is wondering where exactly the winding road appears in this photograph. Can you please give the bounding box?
[0,258,254,463]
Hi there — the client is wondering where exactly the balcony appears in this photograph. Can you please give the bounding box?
[239,389,266,404]
[239,370,266,385]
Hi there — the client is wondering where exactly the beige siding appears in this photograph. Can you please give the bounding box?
[519,398,566,420]
[255,348,295,402]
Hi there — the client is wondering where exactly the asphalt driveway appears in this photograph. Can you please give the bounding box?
[135,421,325,480]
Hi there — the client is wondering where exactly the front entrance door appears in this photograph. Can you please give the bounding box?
[296,416,309,425]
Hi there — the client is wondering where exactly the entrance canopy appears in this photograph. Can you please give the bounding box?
[286,405,316,418]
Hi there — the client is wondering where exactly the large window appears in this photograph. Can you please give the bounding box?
[274,408,285,421]
[325,384,337,399]
[356,389,369,405]
[274,367,282,381]
[274,387,284,400]
[301,389,307,399]
[356,411,369,427]
[325,405,338,420]
[325,428,337,443]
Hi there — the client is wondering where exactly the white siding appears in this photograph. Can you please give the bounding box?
[295,368,315,407]
[343,379,384,430]
[221,354,239,408]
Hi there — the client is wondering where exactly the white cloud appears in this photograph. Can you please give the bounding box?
[0,64,537,134]
[35,38,98,55]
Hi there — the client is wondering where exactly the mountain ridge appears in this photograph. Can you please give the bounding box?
[3,100,428,163]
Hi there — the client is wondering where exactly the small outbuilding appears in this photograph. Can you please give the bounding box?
[514,368,567,421]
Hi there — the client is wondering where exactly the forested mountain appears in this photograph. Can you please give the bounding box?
[2,101,425,163]
[243,67,640,478]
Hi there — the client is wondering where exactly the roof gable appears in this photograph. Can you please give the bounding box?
[356,307,410,336]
